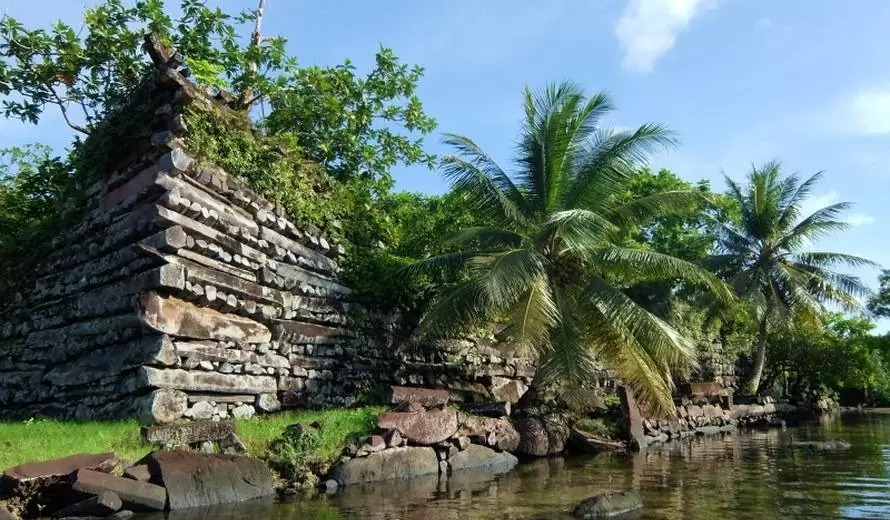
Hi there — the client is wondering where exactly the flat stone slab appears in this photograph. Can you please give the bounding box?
[448,444,518,473]
[387,386,450,408]
[140,451,274,510]
[2,453,118,483]
[328,446,439,485]
[141,420,236,445]
[377,409,458,445]
[71,469,166,512]
[573,490,643,519]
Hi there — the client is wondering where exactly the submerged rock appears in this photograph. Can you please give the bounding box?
[448,444,518,473]
[791,439,852,451]
[573,490,643,519]
[328,446,439,485]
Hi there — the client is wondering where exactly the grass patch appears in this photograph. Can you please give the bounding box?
[0,407,384,471]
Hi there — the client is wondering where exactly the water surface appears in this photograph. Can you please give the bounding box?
[167,412,890,519]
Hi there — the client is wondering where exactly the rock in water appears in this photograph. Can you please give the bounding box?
[448,444,518,473]
[71,469,166,512]
[140,451,275,510]
[328,447,439,485]
[791,439,852,451]
[573,490,643,519]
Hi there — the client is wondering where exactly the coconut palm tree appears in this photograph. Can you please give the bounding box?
[713,161,876,394]
[409,82,733,416]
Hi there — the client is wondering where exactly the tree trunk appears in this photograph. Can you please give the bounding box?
[747,314,769,395]
[515,370,546,412]
[240,0,267,111]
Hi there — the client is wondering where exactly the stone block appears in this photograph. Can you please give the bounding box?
[137,367,276,394]
[377,409,458,445]
[71,469,166,512]
[448,444,518,473]
[3,453,118,484]
[142,420,236,446]
[386,386,450,408]
[135,389,188,425]
[138,292,271,343]
[328,447,438,485]
[140,451,275,510]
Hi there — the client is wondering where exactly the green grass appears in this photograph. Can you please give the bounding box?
[0,407,384,470]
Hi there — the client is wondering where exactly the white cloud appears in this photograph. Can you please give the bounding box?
[799,191,838,219]
[847,214,876,227]
[848,85,890,135]
[615,0,719,74]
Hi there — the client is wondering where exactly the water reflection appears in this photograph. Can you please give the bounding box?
[170,413,890,520]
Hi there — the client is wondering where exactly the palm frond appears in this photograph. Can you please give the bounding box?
[500,276,560,356]
[445,227,526,249]
[587,246,735,303]
[606,189,710,228]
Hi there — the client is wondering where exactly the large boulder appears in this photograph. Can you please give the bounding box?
[377,409,458,445]
[448,444,518,473]
[0,505,15,520]
[573,490,643,519]
[140,451,275,510]
[328,447,439,485]
[513,417,570,457]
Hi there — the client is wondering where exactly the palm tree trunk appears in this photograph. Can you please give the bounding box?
[516,370,546,412]
[747,314,769,395]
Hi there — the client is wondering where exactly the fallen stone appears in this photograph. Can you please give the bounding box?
[448,444,518,473]
[367,435,386,452]
[140,451,275,510]
[392,401,424,413]
[322,479,338,494]
[141,420,235,446]
[71,469,166,512]
[387,386,450,408]
[54,491,122,518]
[377,409,458,445]
[219,433,249,455]
[454,436,471,451]
[439,460,448,474]
[573,490,643,519]
[328,446,439,485]
[2,453,118,484]
[122,465,151,482]
[792,439,852,452]
[109,511,134,520]
[381,429,402,448]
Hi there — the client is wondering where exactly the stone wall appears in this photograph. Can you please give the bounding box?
[0,39,532,423]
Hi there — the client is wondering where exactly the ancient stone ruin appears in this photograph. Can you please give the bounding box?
[0,37,533,424]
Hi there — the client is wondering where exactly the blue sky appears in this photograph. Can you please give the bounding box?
[5,0,890,326]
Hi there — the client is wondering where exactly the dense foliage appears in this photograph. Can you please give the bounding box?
[408,82,733,415]
[1,1,884,413]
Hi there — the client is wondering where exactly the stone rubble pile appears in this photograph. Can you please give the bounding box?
[0,445,275,519]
